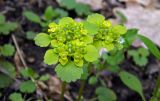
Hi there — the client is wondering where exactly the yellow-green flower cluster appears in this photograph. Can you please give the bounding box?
[85,14,127,51]
[34,14,126,68]
[34,13,127,82]
[47,17,94,67]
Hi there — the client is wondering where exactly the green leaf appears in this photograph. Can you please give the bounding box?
[83,21,99,35]
[119,71,146,101]
[55,62,83,82]
[150,97,158,101]
[59,0,76,10]
[87,13,105,24]
[39,74,50,81]
[23,11,41,23]
[20,80,36,93]
[34,33,51,47]
[9,93,24,101]
[0,24,9,35]
[0,22,18,35]
[55,8,68,17]
[107,66,121,73]
[44,49,59,65]
[84,45,99,62]
[89,76,98,85]
[59,17,74,25]
[111,25,127,35]
[135,56,148,67]
[105,51,124,65]
[138,35,160,60]
[128,48,149,67]
[138,48,149,57]
[0,61,16,77]
[94,41,103,51]
[0,44,15,56]
[44,6,56,20]
[75,3,91,16]
[96,87,117,101]
[20,68,38,79]
[26,31,36,40]
[0,74,13,88]
[7,22,18,31]
[0,14,5,24]
[83,35,93,44]
[124,29,138,47]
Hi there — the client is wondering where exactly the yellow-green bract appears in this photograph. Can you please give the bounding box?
[34,13,126,82]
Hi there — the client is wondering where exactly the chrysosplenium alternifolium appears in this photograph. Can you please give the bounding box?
[34,13,126,82]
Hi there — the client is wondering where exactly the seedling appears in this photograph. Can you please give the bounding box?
[0,14,18,35]
[9,93,24,101]
[57,0,92,16]
[0,14,17,89]
[128,47,149,67]
[8,67,50,101]
[23,6,68,27]
[23,6,68,40]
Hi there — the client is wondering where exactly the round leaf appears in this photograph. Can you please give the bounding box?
[34,33,51,47]
[0,14,5,24]
[0,74,13,88]
[84,45,99,62]
[9,93,24,101]
[112,25,127,35]
[75,3,91,16]
[55,62,83,82]
[26,31,36,40]
[59,17,74,25]
[59,0,76,10]
[44,49,59,65]
[0,44,15,56]
[83,35,93,44]
[87,13,105,24]
[89,76,98,85]
[96,87,117,101]
[83,21,99,35]
[20,80,36,93]
[0,61,16,77]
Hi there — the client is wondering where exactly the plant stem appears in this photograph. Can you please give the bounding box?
[150,61,160,101]
[152,73,160,98]
[77,80,85,101]
[60,81,66,101]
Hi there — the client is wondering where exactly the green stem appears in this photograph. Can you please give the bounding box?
[150,61,160,101]
[151,73,160,100]
[60,81,66,101]
[77,80,86,101]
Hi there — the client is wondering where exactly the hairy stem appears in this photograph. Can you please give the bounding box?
[60,81,66,101]
[77,80,85,101]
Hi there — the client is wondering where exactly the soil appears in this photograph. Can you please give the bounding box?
[0,0,159,101]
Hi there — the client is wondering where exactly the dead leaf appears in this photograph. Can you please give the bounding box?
[47,76,73,101]
[119,0,152,6]
[14,51,23,74]
[76,0,103,10]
